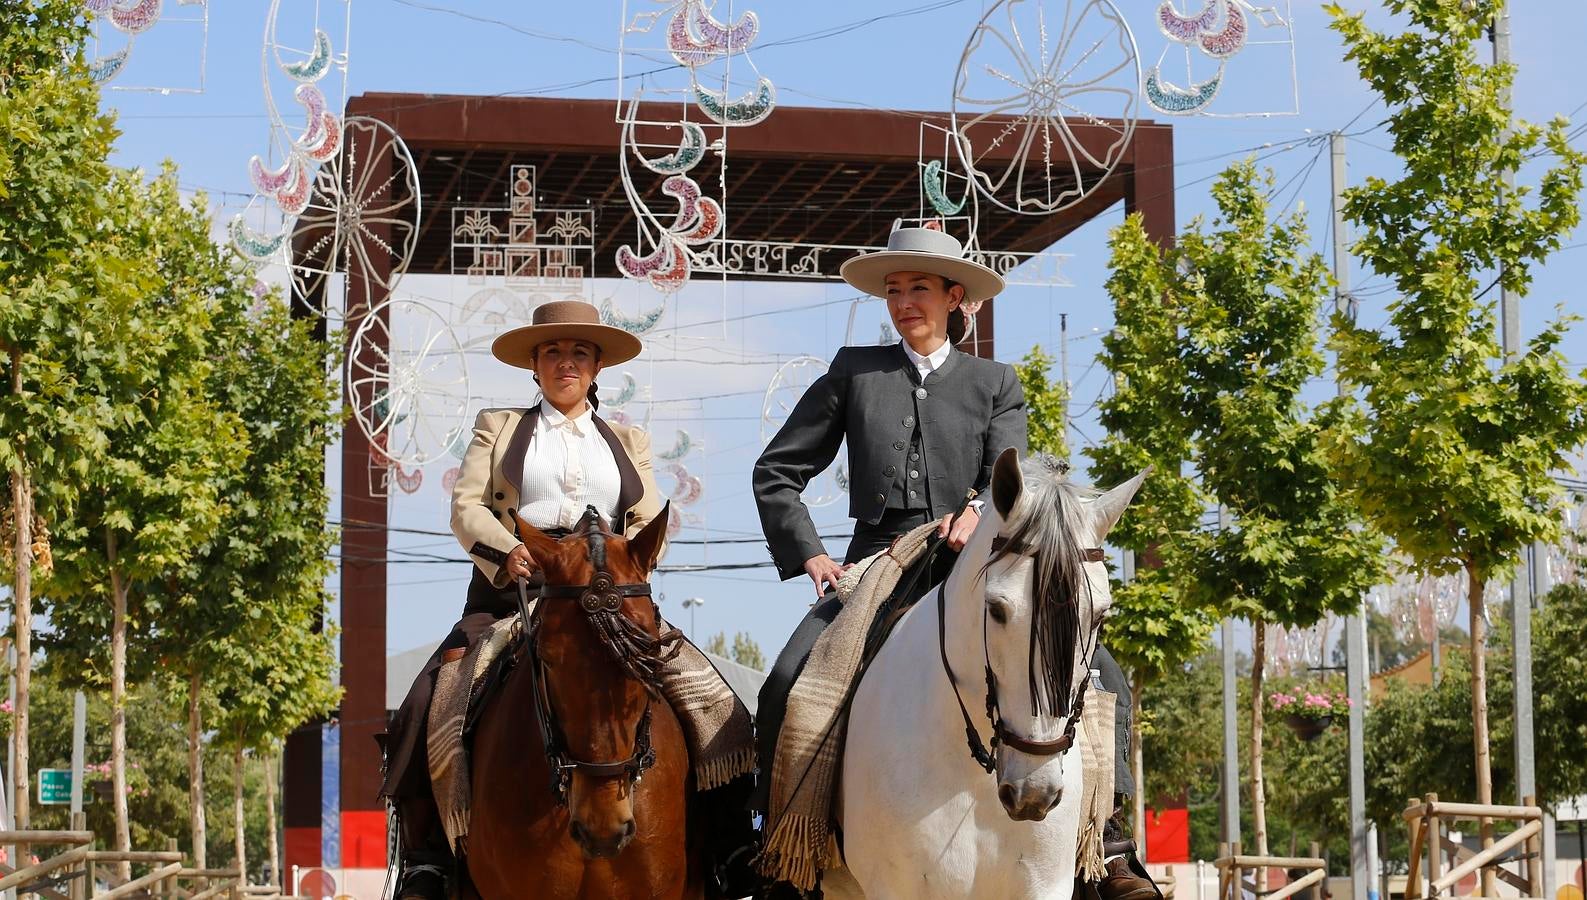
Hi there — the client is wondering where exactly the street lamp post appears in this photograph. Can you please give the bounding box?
[680,597,705,638]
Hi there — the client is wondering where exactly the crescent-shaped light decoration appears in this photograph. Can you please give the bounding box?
[604,371,639,408]
[441,466,461,496]
[657,430,694,461]
[109,0,162,35]
[229,216,288,261]
[88,48,130,83]
[393,463,423,494]
[616,238,678,280]
[688,2,759,55]
[646,238,691,293]
[1157,0,1221,42]
[665,463,704,505]
[1145,67,1222,114]
[249,154,300,194]
[303,112,342,162]
[600,298,666,335]
[693,77,775,126]
[282,29,333,83]
[609,409,634,428]
[662,174,704,233]
[667,4,719,68]
[85,0,112,11]
[640,121,708,175]
[667,505,683,538]
[923,160,967,216]
[293,84,328,151]
[1198,2,1247,58]
[274,159,313,215]
[676,196,722,245]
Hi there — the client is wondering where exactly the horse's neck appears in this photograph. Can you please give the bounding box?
[892,577,999,747]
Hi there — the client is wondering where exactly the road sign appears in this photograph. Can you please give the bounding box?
[37,769,73,806]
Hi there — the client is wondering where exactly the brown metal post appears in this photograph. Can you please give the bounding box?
[1125,123,1176,251]
[338,116,394,872]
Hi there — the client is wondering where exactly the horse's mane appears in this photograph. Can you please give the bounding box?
[984,454,1100,719]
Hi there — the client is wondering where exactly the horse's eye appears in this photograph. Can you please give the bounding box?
[987,597,1010,624]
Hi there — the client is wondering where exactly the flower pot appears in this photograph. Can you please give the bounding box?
[1283,713,1333,741]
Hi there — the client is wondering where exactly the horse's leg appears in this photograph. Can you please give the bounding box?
[820,867,867,900]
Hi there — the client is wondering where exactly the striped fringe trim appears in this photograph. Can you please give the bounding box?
[695,746,755,792]
[442,808,470,858]
[756,812,841,892]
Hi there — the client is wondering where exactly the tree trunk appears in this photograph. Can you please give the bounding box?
[263,748,280,888]
[1131,673,1146,860]
[10,481,30,828]
[105,528,131,881]
[233,740,246,884]
[1466,563,1494,897]
[9,348,30,830]
[1251,620,1269,892]
[188,668,207,869]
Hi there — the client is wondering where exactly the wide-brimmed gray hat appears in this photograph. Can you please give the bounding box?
[839,226,1005,304]
[491,299,643,369]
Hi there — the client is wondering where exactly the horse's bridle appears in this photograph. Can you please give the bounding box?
[514,508,681,804]
[937,534,1105,774]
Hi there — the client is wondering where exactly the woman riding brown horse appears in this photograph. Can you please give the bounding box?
[381,300,757,899]
[468,507,699,898]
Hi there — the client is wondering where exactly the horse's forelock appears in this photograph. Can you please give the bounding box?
[985,453,1100,718]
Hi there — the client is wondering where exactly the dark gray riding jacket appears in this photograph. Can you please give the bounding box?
[752,343,1026,581]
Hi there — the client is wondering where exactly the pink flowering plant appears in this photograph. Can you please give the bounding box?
[1269,687,1351,721]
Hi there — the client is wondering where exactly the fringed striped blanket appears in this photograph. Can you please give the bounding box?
[427,612,754,854]
[758,521,940,891]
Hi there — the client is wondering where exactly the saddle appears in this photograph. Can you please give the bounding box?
[427,616,524,853]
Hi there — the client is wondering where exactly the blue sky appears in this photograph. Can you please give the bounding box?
[94,0,1587,658]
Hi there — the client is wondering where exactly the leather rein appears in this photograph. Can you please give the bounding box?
[513,508,681,805]
[937,534,1105,774]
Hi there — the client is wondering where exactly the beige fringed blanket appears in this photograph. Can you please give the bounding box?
[427,612,754,854]
[1077,686,1118,882]
[758,520,941,891]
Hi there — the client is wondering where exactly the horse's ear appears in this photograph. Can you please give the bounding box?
[628,502,671,574]
[1090,467,1151,540]
[509,510,562,559]
[990,447,1023,519]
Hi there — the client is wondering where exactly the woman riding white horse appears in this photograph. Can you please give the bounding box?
[828,450,1147,900]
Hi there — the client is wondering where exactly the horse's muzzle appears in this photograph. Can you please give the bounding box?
[998,781,1060,821]
[570,817,636,859]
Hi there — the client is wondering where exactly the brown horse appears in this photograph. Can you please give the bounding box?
[465,506,701,899]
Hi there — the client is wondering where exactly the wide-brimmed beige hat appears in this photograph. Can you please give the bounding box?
[490,299,643,369]
[839,226,1005,304]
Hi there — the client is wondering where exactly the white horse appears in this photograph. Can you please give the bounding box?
[827,448,1147,900]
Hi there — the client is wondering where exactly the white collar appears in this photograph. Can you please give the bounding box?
[538,399,594,436]
[900,338,951,373]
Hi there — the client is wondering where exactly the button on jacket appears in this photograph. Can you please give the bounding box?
[451,406,665,587]
[752,343,1026,581]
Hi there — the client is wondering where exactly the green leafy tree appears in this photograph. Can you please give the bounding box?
[1172,162,1386,869]
[0,0,123,828]
[1014,346,1069,460]
[1088,213,1214,840]
[1325,1,1587,851]
[705,631,767,670]
[40,168,245,869]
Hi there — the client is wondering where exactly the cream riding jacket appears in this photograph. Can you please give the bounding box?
[451,406,666,587]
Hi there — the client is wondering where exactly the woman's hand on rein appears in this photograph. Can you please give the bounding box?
[505,543,537,580]
[940,506,979,551]
[803,554,849,597]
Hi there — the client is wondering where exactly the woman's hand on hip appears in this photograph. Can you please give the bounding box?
[504,543,537,580]
[940,506,979,551]
[803,554,850,597]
